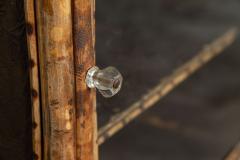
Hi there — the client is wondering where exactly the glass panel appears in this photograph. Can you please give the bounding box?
[96,0,240,159]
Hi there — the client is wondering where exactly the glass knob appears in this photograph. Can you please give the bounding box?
[86,66,123,98]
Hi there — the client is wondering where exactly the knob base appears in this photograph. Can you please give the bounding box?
[86,66,99,88]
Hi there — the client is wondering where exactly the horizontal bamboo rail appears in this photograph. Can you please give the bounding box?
[225,142,240,160]
[98,28,238,145]
[24,0,42,159]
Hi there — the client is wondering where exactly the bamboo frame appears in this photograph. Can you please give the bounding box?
[24,0,237,158]
[72,0,98,160]
[24,0,42,159]
[98,28,238,145]
[225,142,240,160]
[35,0,77,159]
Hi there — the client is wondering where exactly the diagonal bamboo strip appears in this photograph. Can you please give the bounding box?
[225,141,240,160]
[98,28,239,145]
[72,0,98,159]
[24,0,42,159]
[35,0,76,159]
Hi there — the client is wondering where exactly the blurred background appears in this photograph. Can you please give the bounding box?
[95,0,240,159]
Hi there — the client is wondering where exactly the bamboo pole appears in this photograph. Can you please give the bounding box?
[225,142,240,160]
[35,0,76,159]
[98,28,238,145]
[24,0,42,159]
[72,0,98,159]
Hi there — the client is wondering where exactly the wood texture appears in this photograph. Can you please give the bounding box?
[35,0,76,159]
[24,0,42,159]
[98,28,238,145]
[72,0,98,159]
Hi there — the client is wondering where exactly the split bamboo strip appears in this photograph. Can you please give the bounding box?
[225,142,240,160]
[98,28,238,145]
[35,0,76,159]
[72,0,98,159]
[24,0,42,159]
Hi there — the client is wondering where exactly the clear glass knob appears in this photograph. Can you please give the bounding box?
[86,66,123,98]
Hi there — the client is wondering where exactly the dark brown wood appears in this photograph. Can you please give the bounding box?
[35,0,76,159]
[72,0,98,159]
[24,0,42,159]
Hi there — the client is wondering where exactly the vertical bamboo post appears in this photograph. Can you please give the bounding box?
[72,0,98,159]
[24,0,42,159]
[35,0,76,159]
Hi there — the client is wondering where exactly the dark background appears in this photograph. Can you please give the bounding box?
[96,0,240,159]
[0,0,32,160]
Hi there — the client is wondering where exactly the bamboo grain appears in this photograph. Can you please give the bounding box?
[35,0,76,159]
[72,0,98,159]
[24,0,42,159]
